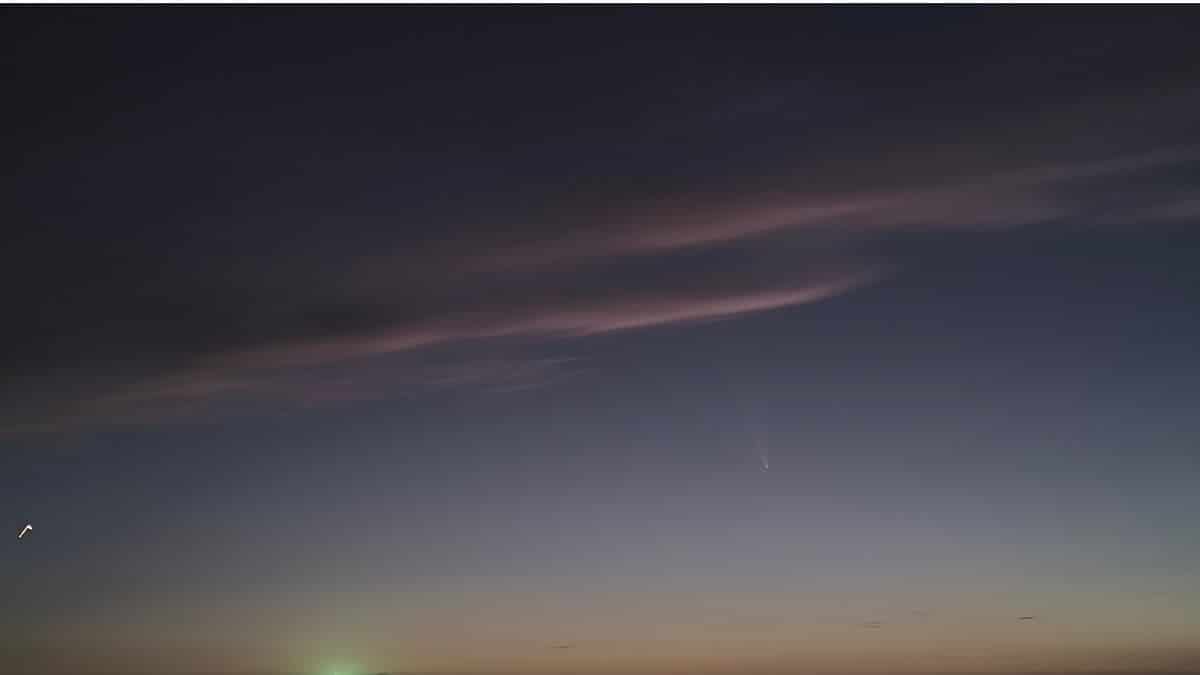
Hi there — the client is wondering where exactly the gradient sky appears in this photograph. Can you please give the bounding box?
[3,8,1200,675]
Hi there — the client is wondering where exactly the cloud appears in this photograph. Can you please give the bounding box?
[4,237,878,435]
[2,258,874,435]
[349,145,1200,292]
[241,268,878,371]
[0,355,585,435]
[6,142,1199,435]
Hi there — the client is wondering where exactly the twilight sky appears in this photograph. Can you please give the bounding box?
[3,9,1200,675]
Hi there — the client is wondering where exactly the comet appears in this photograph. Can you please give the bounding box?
[737,387,771,472]
[18,524,31,539]
[750,404,769,471]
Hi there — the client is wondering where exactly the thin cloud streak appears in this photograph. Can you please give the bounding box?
[3,268,874,433]
[416,145,1200,280]
[237,269,879,371]
[0,356,584,435]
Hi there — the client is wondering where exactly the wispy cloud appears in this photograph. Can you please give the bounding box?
[7,144,1198,435]
[243,268,877,371]
[0,355,583,435]
[350,145,1200,291]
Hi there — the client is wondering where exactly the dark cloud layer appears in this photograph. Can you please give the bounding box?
[3,11,1200,433]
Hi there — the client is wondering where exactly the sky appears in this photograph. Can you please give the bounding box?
[3,8,1200,675]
